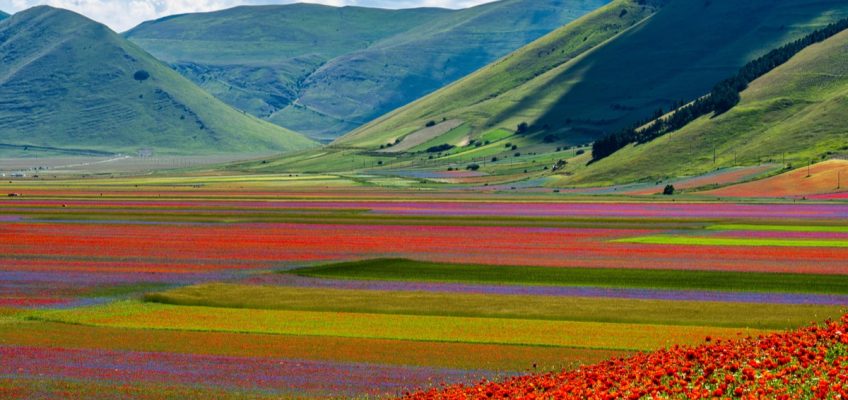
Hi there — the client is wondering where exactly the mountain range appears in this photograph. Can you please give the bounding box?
[342,0,848,149]
[0,6,315,156]
[4,0,848,189]
[125,0,608,141]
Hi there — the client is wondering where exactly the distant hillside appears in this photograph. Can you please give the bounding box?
[569,26,848,186]
[125,0,607,141]
[342,0,848,149]
[0,11,8,20]
[0,7,316,156]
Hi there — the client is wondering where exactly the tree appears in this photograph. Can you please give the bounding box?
[516,122,529,134]
[663,185,675,195]
[426,144,454,153]
[133,70,150,82]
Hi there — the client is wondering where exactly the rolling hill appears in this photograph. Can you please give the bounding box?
[340,0,848,151]
[0,6,316,156]
[125,0,608,141]
[0,11,8,20]
[568,25,848,186]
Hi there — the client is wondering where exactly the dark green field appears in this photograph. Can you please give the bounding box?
[292,258,848,294]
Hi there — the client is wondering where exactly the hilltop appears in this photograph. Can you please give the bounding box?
[342,0,848,150]
[125,0,607,141]
[0,7,315,156]
[571,25,848,186]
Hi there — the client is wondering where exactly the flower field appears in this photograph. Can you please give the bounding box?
[402,315,848,399]
[1,179,847,398]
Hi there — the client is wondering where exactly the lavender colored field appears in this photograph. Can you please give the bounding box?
[1,345,482,398]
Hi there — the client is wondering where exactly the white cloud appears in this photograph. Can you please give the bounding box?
[0,0,497,32]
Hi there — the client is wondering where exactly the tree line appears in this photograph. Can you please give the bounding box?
[592,17,848,162]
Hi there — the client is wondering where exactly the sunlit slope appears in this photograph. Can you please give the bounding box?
[0,7,316,156]
[572,28,848,186]
[126,1,607,141]
[342,0,848,149]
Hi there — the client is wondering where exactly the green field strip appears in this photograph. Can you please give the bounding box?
[290,259,848,295]
[29,301,766,351]
[708,224,848,233]
[145,284,844,330]
[616,235,848,248]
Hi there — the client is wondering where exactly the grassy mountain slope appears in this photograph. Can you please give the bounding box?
[0,6,315,156]
[337,0,658,148]
[126,0,607,141]
[0,11,8,20]
[343,0,848,150]
[569,27,848,186]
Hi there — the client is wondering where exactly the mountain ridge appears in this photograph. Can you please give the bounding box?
[125,0,608,141]
[0,6,316,156]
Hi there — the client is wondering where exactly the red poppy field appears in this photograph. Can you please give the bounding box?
[1,177,847,398]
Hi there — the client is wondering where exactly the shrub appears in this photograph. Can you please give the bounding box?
[663,185,675,195]
[426,144,455,153]
[466,163,480,171]
[133,70,150,82]
[425,120,437,127]
[516,122,529,134]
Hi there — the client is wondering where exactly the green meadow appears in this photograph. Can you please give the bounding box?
[290,258,848,294]
[146,283,843,329]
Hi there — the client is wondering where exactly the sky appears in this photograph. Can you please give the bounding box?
[0,0,498,32]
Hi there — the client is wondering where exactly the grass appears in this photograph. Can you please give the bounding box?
[290,258,848,294]
[29,301,766,351]
[146,283,844,329]
[616,236,848,248]
[0,7,316,156]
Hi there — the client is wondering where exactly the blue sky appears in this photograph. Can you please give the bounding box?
[1,0,498,31]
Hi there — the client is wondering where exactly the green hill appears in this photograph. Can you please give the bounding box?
[125,0,607,141]
[567,25,848,186]
[0,6,316,156]
[341,0,848,150]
